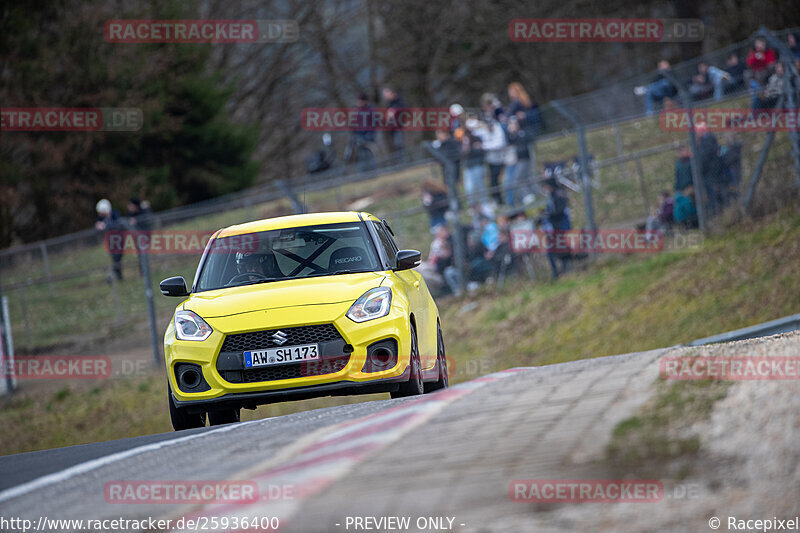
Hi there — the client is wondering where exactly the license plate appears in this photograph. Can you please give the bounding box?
[244,344,319,368]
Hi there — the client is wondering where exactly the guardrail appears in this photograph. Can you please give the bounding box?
[688,313,800,346]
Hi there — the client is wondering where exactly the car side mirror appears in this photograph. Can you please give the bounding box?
[160,276,189,297]
[395,249,421,271]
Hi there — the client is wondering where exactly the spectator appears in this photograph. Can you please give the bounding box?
[746,37,777,84]
[674,185,699,229]
[688,61,714,101]
[674,144,694,193]
[721,132,743,203]
[480,92,505,123]
[476,117,508,205]
[421,179,449,231]
[381,87,406,160]
[540,177,571,279]
[306,134,336,174]
[449,103,465,134]
[656,190,675,226]
[462,118,488,206]
[507,82,542,136]
[508,207,535,262]
[504,117,532,207]
[754,61,785,110]
[127,197,152,275]
[717,53,746,98]
[433,225,462,296]
[633,60,678,116]
[126,197,151,230]
[746,38,776,108]
[696,122,727,216]
[646,190,674,237]
[95,198,124,282]
[433,129,461,188]
[465,211,500,285]
[345,92,377,171]
[789,33,800,60]
[419,224,460,297]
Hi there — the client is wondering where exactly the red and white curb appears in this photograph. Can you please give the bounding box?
[173,368,533,532]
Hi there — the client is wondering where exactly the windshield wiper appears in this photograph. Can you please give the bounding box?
[227,277,282,288]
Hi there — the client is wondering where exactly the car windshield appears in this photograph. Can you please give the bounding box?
[196,222,381,291]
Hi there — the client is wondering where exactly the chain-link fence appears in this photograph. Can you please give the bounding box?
[1,27,798,373]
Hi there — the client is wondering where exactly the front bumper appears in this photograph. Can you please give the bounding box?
[165,301,412,407]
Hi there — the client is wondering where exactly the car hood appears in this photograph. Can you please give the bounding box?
[183,271,388,318]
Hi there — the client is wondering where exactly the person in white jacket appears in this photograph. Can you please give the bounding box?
[476,118,507,205]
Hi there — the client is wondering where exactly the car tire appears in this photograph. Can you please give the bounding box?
[425,325,449,393]
[168,385,206,431]
[391,322,424,398]
[208,408,241,426]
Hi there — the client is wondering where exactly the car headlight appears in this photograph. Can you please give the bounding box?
[174,310,213,341]
[346,287,392,323]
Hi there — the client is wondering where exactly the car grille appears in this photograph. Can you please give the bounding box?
[220,324,343,352]
[242,356,349,383]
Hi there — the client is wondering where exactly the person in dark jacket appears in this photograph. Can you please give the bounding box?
[674,144,694,193]
[696,123,727,217]
[539,177,571,279]
[345,92,377,171]
[127,197,153,275]
[688,62,713,101]
[422,179,449,231]
[504,117,532,207]
[127,197,151,231]
[433,129,461,189]
[382,86,406,160]
[789,33,800,60]
[507,82,542,136]
[95,198,124,282]
[719,53,746,97]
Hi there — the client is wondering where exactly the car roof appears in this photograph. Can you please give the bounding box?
[215,211,379,238]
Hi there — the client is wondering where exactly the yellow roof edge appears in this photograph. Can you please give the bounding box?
[216,211,375,237]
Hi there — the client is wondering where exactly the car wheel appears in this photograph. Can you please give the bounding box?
[208,408,241,426]
[425,324,449,393]
[168,385,206,431]
[391,322,423,398]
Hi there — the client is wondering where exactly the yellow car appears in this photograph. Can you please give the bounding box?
[160,212,448,430]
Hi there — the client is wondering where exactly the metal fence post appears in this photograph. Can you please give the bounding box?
[661,70,707,231]
[17,285,31,348]
[551,101,598,232]
[0,272,14,395]
[742,97,784,211]
[138,251,161,367]
[39,243,54,296]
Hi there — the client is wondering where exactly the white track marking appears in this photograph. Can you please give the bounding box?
[0,419,260,504]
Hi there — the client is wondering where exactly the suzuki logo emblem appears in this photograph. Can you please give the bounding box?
[271,330,289,346]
